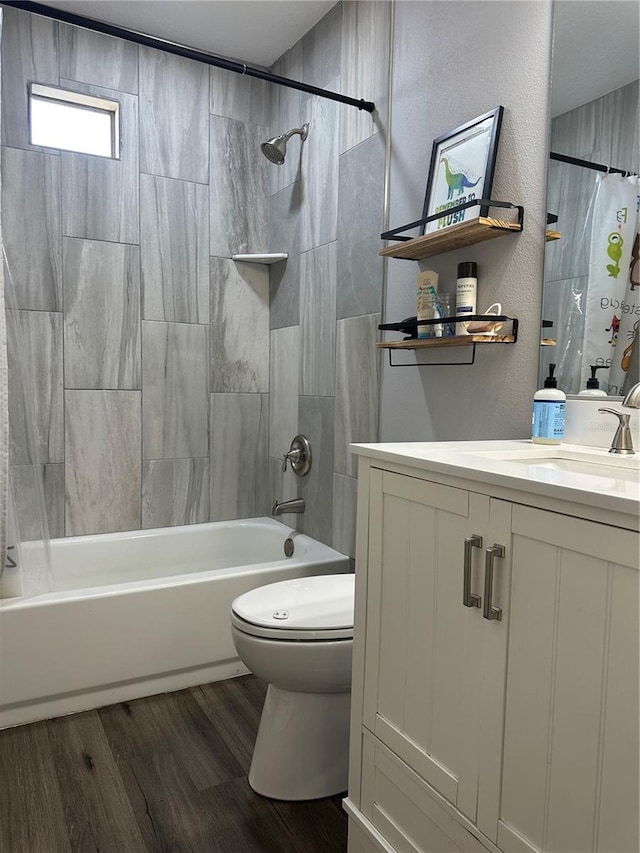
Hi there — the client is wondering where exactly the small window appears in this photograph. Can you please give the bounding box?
[29,83,120,158]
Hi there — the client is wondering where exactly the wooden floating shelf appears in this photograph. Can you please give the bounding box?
[540,338,557,346]
[377,334,516,350]
[545,230,562,242]
[379,216,522,261]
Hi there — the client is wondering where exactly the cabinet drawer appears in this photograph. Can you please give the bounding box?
[361,731,492,853]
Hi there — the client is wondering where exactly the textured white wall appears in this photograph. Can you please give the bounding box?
[381,0,553,441]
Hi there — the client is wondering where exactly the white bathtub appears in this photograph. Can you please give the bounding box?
[0,518,350,728]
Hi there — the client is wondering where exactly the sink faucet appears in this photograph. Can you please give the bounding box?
[598,381,640,455]
[272,498,305,516]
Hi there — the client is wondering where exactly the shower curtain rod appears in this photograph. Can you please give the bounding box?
[1,0,376,113]
[550,151,637,178]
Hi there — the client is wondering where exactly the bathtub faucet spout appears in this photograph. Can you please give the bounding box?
[272,498,305,516]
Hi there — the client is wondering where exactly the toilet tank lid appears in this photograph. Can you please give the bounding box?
[231,573,354,631]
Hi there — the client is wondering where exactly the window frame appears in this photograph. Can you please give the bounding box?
[28,82,121,159]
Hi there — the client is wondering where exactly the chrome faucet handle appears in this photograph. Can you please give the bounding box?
[280,435,312,476]
[282,448,302,473]
[598,407,635,455]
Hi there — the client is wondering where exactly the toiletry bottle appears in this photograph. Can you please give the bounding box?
[455,262,477,336]
[417,270,438,339]
[532,363,566,444]
[578,365,608,397]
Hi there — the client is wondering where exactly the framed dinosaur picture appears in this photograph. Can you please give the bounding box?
[420,106,504,235]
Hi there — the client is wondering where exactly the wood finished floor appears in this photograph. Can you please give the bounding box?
[0,676,348,853]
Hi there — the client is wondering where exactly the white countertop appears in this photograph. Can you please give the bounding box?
[352,440,640,524]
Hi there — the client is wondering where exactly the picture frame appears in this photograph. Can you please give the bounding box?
[420,106,504,235]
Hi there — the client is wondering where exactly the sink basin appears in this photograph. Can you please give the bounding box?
[463,446,640,469]
[505,456,640,482]
[459,446,640,486]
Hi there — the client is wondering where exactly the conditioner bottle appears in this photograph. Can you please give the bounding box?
[532,363,566,444]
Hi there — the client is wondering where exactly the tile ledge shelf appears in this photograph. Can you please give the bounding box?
[231,253,288,265]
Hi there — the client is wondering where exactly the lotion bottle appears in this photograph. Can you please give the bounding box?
[455,262,477,336]
[417,270,438,339]
[578,365,608,397]
[532,363,566,444]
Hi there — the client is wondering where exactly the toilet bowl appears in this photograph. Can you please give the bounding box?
[230,573,354,801]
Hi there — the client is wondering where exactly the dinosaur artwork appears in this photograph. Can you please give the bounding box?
[440,157,481,200]
[606,231,624,278]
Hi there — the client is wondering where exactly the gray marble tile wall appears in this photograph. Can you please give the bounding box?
[140,174,209,324]
[210,258,270,394]
[142,459,209,529]
[139,47,209,184]
[11,464,64,540]
[3,3,391,550]
[335,314,382,479]
[269,182,303,330]
[297,396,335,545]
[142,321,209,460]
[339,1,391,155]
[2,146,61,311]
[1,9,271,538]
[0,7,58,152]
[61,81,139,245]
[337,131,386,319]
[209,393,269,521]
[63,238,141,390]
[299,87,339,253]
[269,44,303,195]
[300,242,337,396]
[65,390,141,535]
[209,115,269,257]
[7,309,63,465]
[267,2,390,556]
[59,24,139,93]
[269,326,300,459]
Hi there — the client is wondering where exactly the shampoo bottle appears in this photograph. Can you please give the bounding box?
[455,262,477,336]
[532,363,566,444]
[578,365,608,397]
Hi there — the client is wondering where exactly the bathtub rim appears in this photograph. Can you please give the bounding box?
[0,517,349,609]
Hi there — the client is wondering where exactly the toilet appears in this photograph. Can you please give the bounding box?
[230,573,354,801]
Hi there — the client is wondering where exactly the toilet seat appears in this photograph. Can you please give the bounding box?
[231,574,354,641]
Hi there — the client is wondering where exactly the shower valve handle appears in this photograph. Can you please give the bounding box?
[281,435,312,477]
[282,449,303,472]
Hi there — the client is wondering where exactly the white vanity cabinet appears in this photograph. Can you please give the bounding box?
[345,446,639,853]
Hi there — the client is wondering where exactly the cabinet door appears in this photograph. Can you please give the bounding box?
[363,469,511,827]
[497,506,639,853]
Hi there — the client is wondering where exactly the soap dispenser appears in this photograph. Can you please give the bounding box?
[532,363,566,445]
[578,365,608,397]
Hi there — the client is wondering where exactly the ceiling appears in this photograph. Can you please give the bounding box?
[40,0,337,67]
[551,0,639,117]
[33,1,639,114]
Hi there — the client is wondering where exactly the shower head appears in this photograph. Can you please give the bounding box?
[261,123,309,165]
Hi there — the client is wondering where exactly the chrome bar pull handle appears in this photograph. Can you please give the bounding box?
[483,544,505,621]
[463,534,483,608]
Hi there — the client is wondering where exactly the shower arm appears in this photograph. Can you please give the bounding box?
[3,0,377,114]
[280,126,309,143]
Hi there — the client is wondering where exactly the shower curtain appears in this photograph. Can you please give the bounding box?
[580,173,640,395]
[0,10,52,597]
[0,7,7,584]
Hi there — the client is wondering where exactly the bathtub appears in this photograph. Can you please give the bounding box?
[0,518,350,729]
